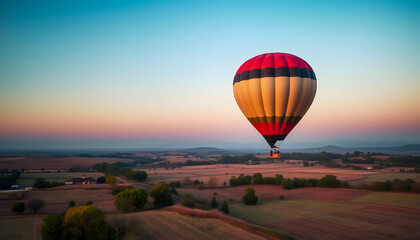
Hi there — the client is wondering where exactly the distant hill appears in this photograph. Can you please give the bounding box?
[183,147,229,154]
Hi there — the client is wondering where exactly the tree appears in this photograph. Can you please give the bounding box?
[303,161,309,167]
[208,176,218,187]
[65,205,115,240]
[211,197,219,208]
[41,214,67,240]
[282,178,293,189]
[86,201,93,206]
[220,200,229,214]
[274,174,283,185]
[106,175,117,185]
[229,176,239,186]
[11,202,25,214]
[85,218,116,240]
[252,173,263,184]
[180,194,195,208]
[114,189,148,213]
[69,200,76,208]
[317,175,341,188]
[242,187,258,205]
[149,182,173,208]
[33,177,49,189]
[193,179,200,185]
[96,176,106,184]
[27,198,44,214]
[126,171,148,181]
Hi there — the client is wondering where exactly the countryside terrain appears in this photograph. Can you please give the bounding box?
[0,148,419,240]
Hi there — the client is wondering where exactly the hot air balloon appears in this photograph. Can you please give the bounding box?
[233,53,317,158]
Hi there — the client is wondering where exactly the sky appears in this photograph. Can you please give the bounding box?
[0,0,419,149]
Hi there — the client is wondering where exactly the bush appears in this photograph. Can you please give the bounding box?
[211,197,219,208]
[282,178,293,189]
[112,186,130,195]
[229,176,240,186]
[170,188,178,195]
[193,179,200,185]
[182,177,193,186]
[168,181,182,188]
[279,195,284,200]
[11,202,25,214]
[180,194,195,208]
[220,200,229,213]
[317,175,341,188]
[106,175,117,185]
[33,177,49,189]
[263,177,275,185]
[27,198,44,214]
[252,173,263,184]
[114,189,148,213]
[68,200,76,208]
[126,170,148,181]
[274,174,283,185]
[97,176,106,184]
[150,182,173,208]
[242,187,258,205]
[86,201,93,206]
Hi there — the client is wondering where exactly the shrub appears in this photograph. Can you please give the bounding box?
[279,195,284,200]
[282,178,293,189]
[97,176,106,184]
[170,188,178,195]
[211,197,219,208]
[68,200,76,208]
[11,202,25,214]
[86,201,93,206]
[182,177,193,186]
[317,175,341,188]
[106,175,117,185]
[33,177,49,189]
[180,194,195,208]
[112,186,130,195]
[229,176,240,186]
[252,173,263,184]
[150,182,173,208]
[27,198,44,214]
[168,181,182,188]
[193,179,200,185]
[274,174,283,185]
[114,189,148,213]
[220,200,229,214]
[242,187,258,205]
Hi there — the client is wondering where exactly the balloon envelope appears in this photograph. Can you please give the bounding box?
[233,53,317,148]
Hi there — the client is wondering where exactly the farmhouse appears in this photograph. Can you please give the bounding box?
[65,175,96,185]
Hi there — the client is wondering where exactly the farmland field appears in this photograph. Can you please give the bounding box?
[229,199,420,240]
[0,217,36,240]
[350,172,420,187]
[352,192,420,209]
[108,210,267,240]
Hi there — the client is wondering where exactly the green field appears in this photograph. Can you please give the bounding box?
[229,200,362,224]
[350,173,420,186]
[145,174,192,182]
[17,172,102,188]
[352,192,420,209]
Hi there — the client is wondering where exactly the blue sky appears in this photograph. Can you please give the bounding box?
[1,0,419,149]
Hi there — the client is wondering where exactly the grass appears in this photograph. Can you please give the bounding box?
[145,174,191,182]
[17,172,102,188]
[229,200,362,225]
[0,217,35,240]
[351,192,420,209]
[109,211,267,240]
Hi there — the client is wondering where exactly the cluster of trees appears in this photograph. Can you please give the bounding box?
[41,205,115,240]
[280,152,342,161]
[229,173,284,186]
[380,156,420,168]
[92,162,148,182]
[183,154,263,167]
[364,178,420,192]
[282,175,347,189]
[0,169,20,190]
[179,192,229,213]
[33,177,64,189]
